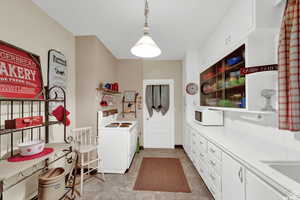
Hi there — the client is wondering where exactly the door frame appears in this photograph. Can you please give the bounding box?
[143,79,175,149]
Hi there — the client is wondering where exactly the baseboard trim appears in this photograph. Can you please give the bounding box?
[140,145,183,149]
[175,145,183,149]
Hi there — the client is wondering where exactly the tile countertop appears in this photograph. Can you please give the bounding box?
[187,120,300,199]
[99,120,138,131]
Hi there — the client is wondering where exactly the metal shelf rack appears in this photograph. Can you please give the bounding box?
[0,86,77,200]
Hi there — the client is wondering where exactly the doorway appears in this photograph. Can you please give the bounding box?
[143,79,175,149]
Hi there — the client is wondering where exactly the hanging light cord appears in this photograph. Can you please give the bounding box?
[144,0,150,34]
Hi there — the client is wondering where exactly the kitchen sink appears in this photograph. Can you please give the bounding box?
[262,161,300,184]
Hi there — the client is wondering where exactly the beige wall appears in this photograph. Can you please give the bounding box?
[76,36,117,132]
[116,60,183,145]
[116,59,143,92]
[116,59,143,135]
[0,0,76,141]
[0,1,183,198]
[0,0,76,199]
[143,60,183,145]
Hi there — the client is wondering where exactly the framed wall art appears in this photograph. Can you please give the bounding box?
[0,40,44,99]
[48,49,67,112]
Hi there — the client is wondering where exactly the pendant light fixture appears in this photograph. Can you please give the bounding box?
[131,0,161,58]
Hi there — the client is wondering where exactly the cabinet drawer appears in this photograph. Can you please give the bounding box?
[198,150,207,162]
[208,168,221,193]
[191,129,198,138]
[198,135,207,151]
[198,162,209,184]
[207,182,221,200]
[208,142,222,161]
[190,147,198,166]
[207,154,221,174]
[191,131,198,147]
[196,159,207,177]
[191,137,198,149]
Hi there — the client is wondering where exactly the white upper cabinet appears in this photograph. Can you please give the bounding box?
[200,0,285,69]
[200,0,253,67]
[245,29,279,111]
[255,0,285,29]
[245,170,288,200]
[222,0,255,48]
[197,0,285,112]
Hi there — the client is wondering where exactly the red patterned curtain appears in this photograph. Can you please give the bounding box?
[278,0,300,131]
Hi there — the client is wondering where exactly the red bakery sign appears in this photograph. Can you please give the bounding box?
[0,41,44,99]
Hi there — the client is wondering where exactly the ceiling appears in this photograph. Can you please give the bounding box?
[32,0,235,60]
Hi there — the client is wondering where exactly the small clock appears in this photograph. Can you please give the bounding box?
[186,83,198,95]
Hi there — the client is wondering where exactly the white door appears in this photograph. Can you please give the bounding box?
[143,79,175,148]
[245,171,288,200]
[222,153,245,200]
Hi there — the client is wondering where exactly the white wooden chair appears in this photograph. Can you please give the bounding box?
[72,127,105,195]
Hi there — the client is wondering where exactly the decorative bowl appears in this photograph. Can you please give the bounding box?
[18,140,45,156]
[206,98,219,106]
[238,77,245,84]
[218,100,234,107]
[227,57,242,66]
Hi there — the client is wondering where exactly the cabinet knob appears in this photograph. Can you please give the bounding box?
[210,160,216,166]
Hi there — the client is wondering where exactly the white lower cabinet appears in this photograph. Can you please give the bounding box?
[189,127,221,200]
[99,124,138,174]
[185,126,289,200]
[222,153,245,200]
[190,129,197,164]
[183,124,192,158]
[245,171,288,200]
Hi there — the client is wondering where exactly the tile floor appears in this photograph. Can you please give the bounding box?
[80,148,214,200]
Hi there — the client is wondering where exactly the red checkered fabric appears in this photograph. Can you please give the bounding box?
[278,0,300,131]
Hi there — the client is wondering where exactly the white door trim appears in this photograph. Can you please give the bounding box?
[143,79,175,149]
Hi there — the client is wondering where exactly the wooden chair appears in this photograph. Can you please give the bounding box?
[72,127,105,195]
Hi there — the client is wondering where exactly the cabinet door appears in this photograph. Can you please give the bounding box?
[226,0,254,46]
[183,125,192,157]
[190,129,198,164]
[202,0,254,64]
[129,127,138,163]
[183,125,188,152]
[222,153,245,200]
[246,171,288,200]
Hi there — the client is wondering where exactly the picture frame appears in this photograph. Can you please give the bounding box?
[47,49,67,111]
[0,40,44,99]
[124,90,137,102]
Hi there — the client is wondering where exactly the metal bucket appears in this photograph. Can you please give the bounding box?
[38,168,65,200]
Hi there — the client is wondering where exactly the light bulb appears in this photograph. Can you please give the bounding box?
[131,35,161,58]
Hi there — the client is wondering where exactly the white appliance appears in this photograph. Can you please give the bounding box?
[97,110,138,174]
[195,109,223,126]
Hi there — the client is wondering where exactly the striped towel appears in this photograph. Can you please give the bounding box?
[278,0,300,131]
